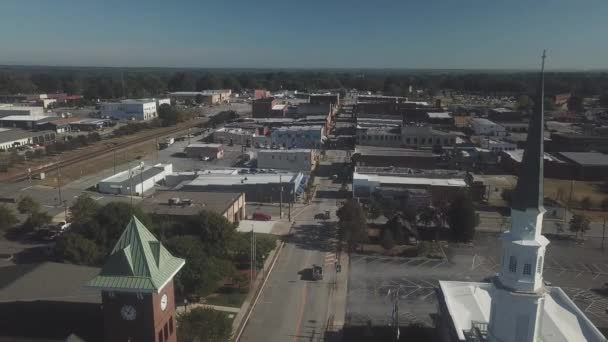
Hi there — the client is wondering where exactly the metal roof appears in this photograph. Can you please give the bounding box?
[87,216,185,292]
[559,152,608,167]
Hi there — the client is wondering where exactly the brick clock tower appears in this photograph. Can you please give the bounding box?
[88,216,185,342]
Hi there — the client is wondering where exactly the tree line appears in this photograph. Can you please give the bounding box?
[1,66,608,99]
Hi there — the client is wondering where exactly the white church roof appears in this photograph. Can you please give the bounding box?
[439,281,606,341]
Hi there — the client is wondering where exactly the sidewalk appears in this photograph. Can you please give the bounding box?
[327,251,349,329]
[176,303,241,315]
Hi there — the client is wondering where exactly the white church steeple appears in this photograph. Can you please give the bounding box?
[488,51,550,342]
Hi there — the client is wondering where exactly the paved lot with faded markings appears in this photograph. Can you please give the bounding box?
[347,232,608,329]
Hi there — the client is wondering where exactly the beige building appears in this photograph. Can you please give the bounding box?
[257,149,316,172]
[140,191,245,223]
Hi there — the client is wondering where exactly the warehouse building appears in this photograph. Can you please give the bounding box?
[352,166,469,202]
[141,191,246,223]
[213,127,256,146]
[97,163,172,196]
[176,170,306,203]
[0,104,45,118]
[98,99,158,121]
[556,152,608,181]
[0,128,56,150]
[257,149,316,172]
[184,143,224,159]
[470,117,506,137]
[0,114,55,129]
[351,146,442,169]
[168,90,231,104]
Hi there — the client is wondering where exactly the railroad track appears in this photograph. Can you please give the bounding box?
[5,121,204,182]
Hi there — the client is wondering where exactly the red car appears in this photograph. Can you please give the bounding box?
[252,211,272,221]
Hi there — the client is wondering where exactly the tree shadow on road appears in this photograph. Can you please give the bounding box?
[288,222,336,252]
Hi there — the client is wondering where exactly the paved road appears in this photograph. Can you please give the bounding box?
[239,179,346,342]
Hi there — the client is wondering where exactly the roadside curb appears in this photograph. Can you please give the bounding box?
[232,239,285,341]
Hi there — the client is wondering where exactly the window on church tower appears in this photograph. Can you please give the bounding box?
[509,256,517,272]
[537,257,543,273]
[523,263,532,275]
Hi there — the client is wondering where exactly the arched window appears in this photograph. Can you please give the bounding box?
[509,256,517,273]
[537,256,543,274]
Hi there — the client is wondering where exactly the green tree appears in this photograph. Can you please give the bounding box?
[55,233,101,265]
[17,195,40,215]
[69,194,99,224]
[158,103,178,126]
[567,95,584,112]
[336,199,368,252]
[600,93,608,108]
[418,206,438,227]
[580,196,593,210]
[601,198,608,211]
[380,229,396,250]
[177,307,232,342]
[21,211,52,232]
[165,235,234,297]
[516,95,534,111]
[367,202,382,223]
[182,210,237,257]
[230,233,277,268]
[569,214,590,239]
[447,191,478,242]
[0,204,18,231]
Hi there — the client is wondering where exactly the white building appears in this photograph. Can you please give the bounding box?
[480,138,517,152]
[257,149,316,172]
[437,58,606,342]
[97,163,172,196]
[213,127,256,146]
[352,167,467,198]
[0,128,56,150]
[0,104,45,118]
[470,118,507,137]
[99,99,158,121]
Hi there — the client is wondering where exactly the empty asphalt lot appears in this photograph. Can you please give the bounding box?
[347,232,608,330]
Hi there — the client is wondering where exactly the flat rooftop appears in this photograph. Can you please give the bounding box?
[258,148,312,153]
[354,171,467,187]
[558,152,608,167]
[0,128,55,143]
[184,172,300,187]
[0,262,100,304]
[186,143,222,148]
[354,146,438,158]
[140,191,242,216]
[0,115,53,121]
[99,164,168,186]
[427,112,452,119]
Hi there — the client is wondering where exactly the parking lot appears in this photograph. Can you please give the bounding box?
[346,232,608,330]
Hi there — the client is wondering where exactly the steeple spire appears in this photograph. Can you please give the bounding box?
[512,50,546,212]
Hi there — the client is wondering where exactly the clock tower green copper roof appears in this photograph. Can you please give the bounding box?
[87,216,185,293]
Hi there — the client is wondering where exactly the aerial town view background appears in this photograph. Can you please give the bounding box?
[1,1,608,342]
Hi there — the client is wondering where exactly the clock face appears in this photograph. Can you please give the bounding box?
[160,293,168,311]
[120,305,137,321]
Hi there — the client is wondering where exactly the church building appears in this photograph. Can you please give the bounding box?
[436,52,607,342]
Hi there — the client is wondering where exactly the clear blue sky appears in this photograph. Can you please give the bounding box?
[1,0,607,69]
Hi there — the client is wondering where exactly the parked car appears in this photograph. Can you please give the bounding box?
[252,211,272,221]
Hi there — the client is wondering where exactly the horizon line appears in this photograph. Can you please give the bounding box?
[0,63,606,73]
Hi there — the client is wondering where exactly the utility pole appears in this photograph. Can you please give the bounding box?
[57,159,63,205]
[250,225,256,288]
[279,175,283,219]
[113,150,117,175]
[128,157,133,208]
[140,161,145,199]
[602,217,606,251]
